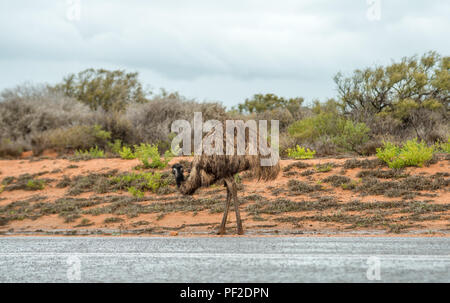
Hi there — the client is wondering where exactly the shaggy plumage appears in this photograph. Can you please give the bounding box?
[172,127,280,234]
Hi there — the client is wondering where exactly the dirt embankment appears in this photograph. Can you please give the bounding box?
[0,155,449,237]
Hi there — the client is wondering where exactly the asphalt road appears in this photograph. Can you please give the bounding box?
[0,237,448,282]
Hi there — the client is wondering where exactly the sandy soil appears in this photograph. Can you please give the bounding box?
[0,155,449,237]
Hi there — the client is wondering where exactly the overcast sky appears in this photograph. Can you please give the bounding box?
[0,0,448,108]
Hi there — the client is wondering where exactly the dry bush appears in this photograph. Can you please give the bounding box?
[125,96,228,148]
[91,110,136,145]
[0,138,26,158]
[32,125,111,154]
[0,85,94,155]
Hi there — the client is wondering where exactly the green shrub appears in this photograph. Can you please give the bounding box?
[75,146,105,159]
[128,186,144,198]
[111,171,168,193]
[108,139,123,155]
[434,138,450,153]
[134,143,172,168]
[53,68,148,112]
[288,112,371,154]
[26,179,45,190]
[288,112,342,141]
[332,120,370,153]
[119,146,136,159]
[107,139,136,159]
[376,138,434,169]
[286,145,316,159]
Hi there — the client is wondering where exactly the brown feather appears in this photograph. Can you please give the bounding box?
[179,127,280,195]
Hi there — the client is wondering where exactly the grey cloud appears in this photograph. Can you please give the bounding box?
[0,0,448,107]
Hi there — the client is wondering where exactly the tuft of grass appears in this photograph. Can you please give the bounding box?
[104,217,124,224]
[343,158,382,169]
[75,145,105,159]
[110,171,171,195]
[74,218,94,227]
[434,137,450,153]
[128,186,144,198]
[282,161,311,172]
[314,163,334,173]
[352,174,449,197]
[65,170,118,196]
[26,179,45,190]
[287,179,323,193]
[322,175,351,187]
[2,174,50,191]
[110,139,136,159]
[356,169,409,179]
[119,146,136,159]
[246,197,338,215]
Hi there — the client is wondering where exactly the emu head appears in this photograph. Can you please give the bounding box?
[172,163,185,187]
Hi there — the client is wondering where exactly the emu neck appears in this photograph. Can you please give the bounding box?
[175,174,184,188]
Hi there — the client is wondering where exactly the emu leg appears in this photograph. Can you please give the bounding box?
[217,182,231,235]
[231,180,244,235]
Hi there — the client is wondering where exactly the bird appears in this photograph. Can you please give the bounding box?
[171,129,280,235]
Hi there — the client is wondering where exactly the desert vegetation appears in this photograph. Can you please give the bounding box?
[0,51,448,161]
[0,51,448,235]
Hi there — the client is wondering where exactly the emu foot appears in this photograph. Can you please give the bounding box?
[217,229,226,235]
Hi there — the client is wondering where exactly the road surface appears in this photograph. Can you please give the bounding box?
[0,236,448,282]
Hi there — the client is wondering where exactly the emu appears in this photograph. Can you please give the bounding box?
[171,131,280,235]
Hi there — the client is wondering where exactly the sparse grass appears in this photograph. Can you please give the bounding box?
[2,174,50,191]
[246,197,338,215]
[300,169,315,176]
[356,169,409,179]
[343,158,382,169]
[283,171,299,177]
[74,145,105,160]
[351,173,449,197]
[322,175,351,187]
[434,138,450,153]
[110,171,171,195]
[104,217,124,224]
[282,161,311,172]
[65,170,118,196]
[243,194,264,202]
[128,186,144,198]
[75,218,94,227]
[26,179,45,190]
[314,163,334,173]
[287,179,323,193]
[131,220,150,227]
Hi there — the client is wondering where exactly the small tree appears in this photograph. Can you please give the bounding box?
[334,51,449,143]
[237,93,304,119]
[53,68,148,111]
